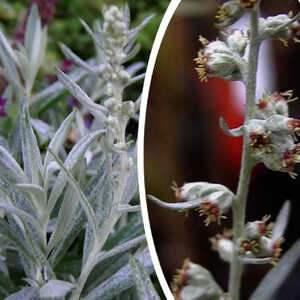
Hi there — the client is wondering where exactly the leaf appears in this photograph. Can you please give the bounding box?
[47,129,105,214]
[31,118,54,145]
[128,14,154,44]
[59,42,96,74]
[98,235,146,263]
[15,183,46,209]
[43,111,75,175]
[80,19,103,53]
[57,69,107,120]
[249,239,300,300]
[5,287,39,300]
[83,167,113,265]
[48,149,98,241]
[240,257,272,265]
[84,250,155,300]
[272,200,290,242]
[20,99,43,185]
[30,68,87,108]
[119,205,140,213]
[0,218,38,266]
[122,165,138,205]
[0,145,27,183]
[219,117,243,137]
[129,256,160,300]
[39,280,75,299]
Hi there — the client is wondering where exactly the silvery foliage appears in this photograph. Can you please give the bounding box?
[0,4,159,300]
[149,1,300,299]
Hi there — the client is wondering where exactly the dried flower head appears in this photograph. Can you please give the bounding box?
[215,0,244,28]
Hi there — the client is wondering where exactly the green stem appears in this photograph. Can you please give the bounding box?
[228,7,260,300]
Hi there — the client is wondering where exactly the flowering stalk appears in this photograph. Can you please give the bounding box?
[149,1,300,299]
[229,7,260,300]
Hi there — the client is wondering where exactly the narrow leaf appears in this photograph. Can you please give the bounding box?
[43,111,75,175]
[97,235,146,263]
[129,256,160,300]
[59,43,96,74]
[84,250,154,300]
[272,201,290,242]
[5,287,39,300]
[39,280,74,299]
[48,149,98,240]
[0,145,27,183]
[20,99,43,185]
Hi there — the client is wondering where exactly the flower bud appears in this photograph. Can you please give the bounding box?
[172,259,223,300]
[243,216,273,240]
[227,30,247,56]
[195,38,241,82]
[121,101,135,117]
[215,1,244,28]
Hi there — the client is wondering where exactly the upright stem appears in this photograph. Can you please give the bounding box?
[228,7,260,300]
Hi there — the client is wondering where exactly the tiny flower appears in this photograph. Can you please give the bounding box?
[0,97,7,117]
[84,113,94,129]
[195,37,240,82]
[215,0,244,28]
[31,0,59,26]
[243,215,273,240]
[172,259,223,300]
[254,90,296,119]
[259,14,300,44]
[68,97,80,108]
[249,131,271,150]
[172,182,234,225]
[210,230,233,262]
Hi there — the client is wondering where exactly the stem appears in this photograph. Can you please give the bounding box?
[228,7,260,300]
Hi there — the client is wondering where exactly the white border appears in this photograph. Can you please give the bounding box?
[138,0,182,299]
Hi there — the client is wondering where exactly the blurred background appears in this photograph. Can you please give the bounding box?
[0,0,169,136]
[144,0,300,299]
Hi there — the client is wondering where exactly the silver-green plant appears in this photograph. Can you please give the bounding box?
[0,3,160,300]
[149,1,300,300]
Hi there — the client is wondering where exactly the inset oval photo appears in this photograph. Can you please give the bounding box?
[141,0,300,299]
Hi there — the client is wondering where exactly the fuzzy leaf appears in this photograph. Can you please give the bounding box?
[57,69,106,120]
[20,99,43,185]
[84,250,154,300]
[5,287,39,300]
[47,129,105,214]
[30,68,87,108]
[0,145,27,183]
[43,111,75,175]
[39,280,74,299]
[220,117,243,137]
[48,150,98,240]
[59,43,96,74]
[129,256,160,300]
[240,257,272,265]
[249,239,300,300]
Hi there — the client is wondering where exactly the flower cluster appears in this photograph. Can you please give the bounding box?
[173,182,234,225]
[194,35,244,82]
[245,91,300,177]
[101,6,131,84]
[239,217,284,265]
[211,216,284,265]
[172,259,224,300]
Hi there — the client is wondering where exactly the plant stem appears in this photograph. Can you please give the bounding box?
[228,7,260,300]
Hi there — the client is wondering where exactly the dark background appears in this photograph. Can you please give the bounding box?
[144,0,300,299]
